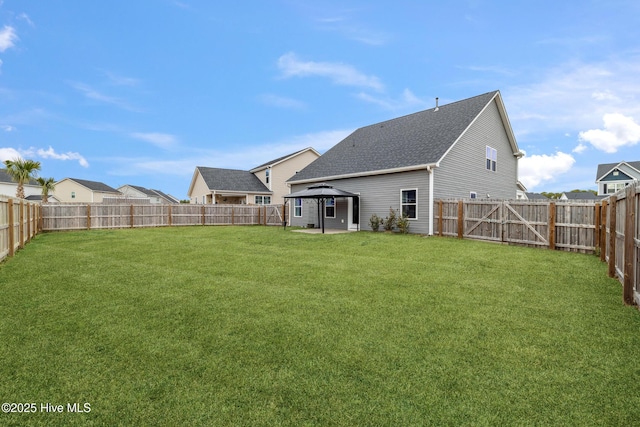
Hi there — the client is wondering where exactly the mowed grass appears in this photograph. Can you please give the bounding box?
[0,226,639,426]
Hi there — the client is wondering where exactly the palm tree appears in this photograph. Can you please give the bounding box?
[3,158,41,199]
[37,177,56,203]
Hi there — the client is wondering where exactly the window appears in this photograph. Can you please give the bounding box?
[486,146,497,172]
[606,182,629,194]
[71,192,76,199]
[294,198,302,217]
[470,192,477,199]
[255,196,271,205]
[265,168,270,184]
[401,189,417,219]
[325,197,335,218]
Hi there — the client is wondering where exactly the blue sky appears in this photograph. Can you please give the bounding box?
[1,0,639,199]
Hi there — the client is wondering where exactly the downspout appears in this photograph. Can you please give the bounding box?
[427,165,436,236]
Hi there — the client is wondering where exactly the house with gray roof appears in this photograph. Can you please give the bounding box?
[118,185,180,204]
[187,148,320,205]
[53,178,121,203]
[595,160,640,196]
[559,191,601,201]
[287,91,523,234]
[0,168,41,199]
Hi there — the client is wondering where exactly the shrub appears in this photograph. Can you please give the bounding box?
[383,207,397,231]
[369,214,382,232]
[397,214,410,234]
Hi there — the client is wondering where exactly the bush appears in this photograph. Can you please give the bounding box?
[383,207,397,231]
[397,214,410,234]
[369,214,382,232]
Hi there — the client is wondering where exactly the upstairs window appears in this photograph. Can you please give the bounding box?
[265,168,270,184]
[486,146,497,172]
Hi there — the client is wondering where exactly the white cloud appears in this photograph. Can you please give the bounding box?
[356,88,430,111]
[0,26,18,52]
[277,52,384,91]
[130,132,178,149]
[504,59,640,139]
[1,124,16,132]
[572,143,588,154]
[578,113,640,153]
[36,146,89,167]
[519,151,576,189]
[69,81,141,112]
[17,13,35,28]
[0,147,23,161]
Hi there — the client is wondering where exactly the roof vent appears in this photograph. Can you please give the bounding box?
[434,97,439,112]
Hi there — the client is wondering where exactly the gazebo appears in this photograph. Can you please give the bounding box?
[283,183,360,233]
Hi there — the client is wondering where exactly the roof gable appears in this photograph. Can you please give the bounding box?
[288,91,513,183]
[250,147,320,172]
[196,167,270,193]
[596,161,640,181]
[59,178,119,193]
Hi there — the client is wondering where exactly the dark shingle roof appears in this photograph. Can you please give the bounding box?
[595,161,640,181]
[0,169,39,185]
[562,191,599,200]
[525,192,548,200]
[197,167,271,193]
[68,178,119,193]
[289,91,500,182]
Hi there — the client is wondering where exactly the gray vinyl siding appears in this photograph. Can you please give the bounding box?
[434,100,517,200]
[289,169,432,234]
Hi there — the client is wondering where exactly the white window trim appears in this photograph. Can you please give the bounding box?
[486,146,497,172]
[294,198,302,217]
[400,188,418,220]
[470,191,477,199]
[325,197,336,218]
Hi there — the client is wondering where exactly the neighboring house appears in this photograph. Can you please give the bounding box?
[54,178,121,203]
[188,148,320,205]
[287,91,523,235]
[595,160,640,196]
[25,194,61,203]
[524,192,549,200]
[559,191,601,201]
[0,169,41,199]
[516,181,527,200]
[117,185,180,204]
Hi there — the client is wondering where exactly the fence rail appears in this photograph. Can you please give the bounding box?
[0,197,41,264]
[41,203,284,231]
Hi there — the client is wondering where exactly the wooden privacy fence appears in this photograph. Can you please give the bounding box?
[41,203,285,231]
[0,197,42,263]
[435,199,598,253]
[600,184,639,306]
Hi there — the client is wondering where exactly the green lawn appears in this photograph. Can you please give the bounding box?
[1,226,639,426]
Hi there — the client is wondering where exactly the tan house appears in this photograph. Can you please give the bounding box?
[54,178,121,203]
[188,147,320,204]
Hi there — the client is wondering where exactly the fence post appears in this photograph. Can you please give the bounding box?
[8,199,14,257]
[201,205,205,225]
[548,202,556,250]
[608,196,617,278]
[438,200,443,237]
[263,205,267,226]
[168,205,172,227]
[26,203,31,243]
[87,204,91,230]
[231,206,235,225]
[594,202,601,251]
[457,200,464,239]
[600,200,608,263]
[19,200,25,249]
[130,205,134,228]
[623,186,636,305]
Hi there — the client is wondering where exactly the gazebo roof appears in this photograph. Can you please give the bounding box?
[284,183,359,199]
